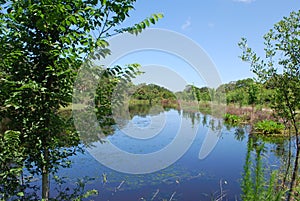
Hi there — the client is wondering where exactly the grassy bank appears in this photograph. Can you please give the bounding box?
[64,100,294,136]
[178,100,291,136]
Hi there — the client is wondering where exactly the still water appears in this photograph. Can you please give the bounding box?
[52,108,279,201]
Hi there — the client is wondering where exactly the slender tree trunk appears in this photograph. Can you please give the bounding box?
[287,139,300,201]
[42,149,49,201]
[287,119,299,201]
[282,129,292,187]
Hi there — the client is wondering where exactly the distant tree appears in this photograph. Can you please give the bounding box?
[239,10,300,200]
[230,88,246,107]
[247,82,259,122]
[175,85,214,103]
[95,64,141,135]
[217,79,251,106]
[197,87,211,102]
[192,85,201,104]
[132,84,176,105]
[236,78,254,89]
[183,85,196,101]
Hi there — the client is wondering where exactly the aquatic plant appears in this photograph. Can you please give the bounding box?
[52,176,98,201]
[241,139,286,201]
[254,120,285,135]
[223,113,242,126]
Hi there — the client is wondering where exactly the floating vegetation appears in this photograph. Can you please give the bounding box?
[99,167,212,196]
[254,120,285,135]
[223,113,242,126]
[102,173,107,184]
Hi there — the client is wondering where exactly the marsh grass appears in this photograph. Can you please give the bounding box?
[241,139,287,201]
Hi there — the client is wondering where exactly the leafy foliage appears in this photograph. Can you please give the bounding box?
[239,10,300,200]
[242,139,286,201]
[131,83,177,105]
[175,85,211,102]
[0,131,24,200]
[175,79,262,108]
[254,120,285,135]
[239,11,300,129]
[95,64,142,135]
[223,113,242,126]
[51,175,98,201]
[0,0,163,199]
[218,78,260,107]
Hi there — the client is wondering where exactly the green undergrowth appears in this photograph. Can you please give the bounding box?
[223,113,243,126]
[254,120,285,135]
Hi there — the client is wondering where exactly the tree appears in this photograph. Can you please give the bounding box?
[0,131,25,200]
[95,64,142,136]
[192,85,201,104]
[0,0,162,200]
[247,82,259,122]
[131,83,176,105]
[239,10,300,200]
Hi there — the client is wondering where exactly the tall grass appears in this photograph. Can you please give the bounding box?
[241,139,286,201]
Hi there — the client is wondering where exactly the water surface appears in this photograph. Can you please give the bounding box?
[53,108,278,200]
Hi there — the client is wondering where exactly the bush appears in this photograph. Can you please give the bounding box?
[254,120,284,134]
[223,113,242,126]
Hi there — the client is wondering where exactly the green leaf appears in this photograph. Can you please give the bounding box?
[144,19,150,27]
[66,5,72,10]
[156,13,164,19]
[65,20,71,26]
[149,17,155,24]
[70,15,76,23]
[59,25,66,32]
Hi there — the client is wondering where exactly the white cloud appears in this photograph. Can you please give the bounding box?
[181,17,191,30]
[234,0,255,3]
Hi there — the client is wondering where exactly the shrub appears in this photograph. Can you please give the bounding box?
[254,120,284,134]
[223,113,242,126]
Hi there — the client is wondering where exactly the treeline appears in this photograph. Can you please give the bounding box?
[175,78,275,108]
[130,77,276,109]
[130,83,177,105]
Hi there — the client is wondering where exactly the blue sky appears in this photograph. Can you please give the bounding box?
[109,0,299,91]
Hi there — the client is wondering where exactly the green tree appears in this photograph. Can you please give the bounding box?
[231,88,246,107]
[0,0,162,200]
[247,82,259,122]
[181,85,197,101]
[192,85,201,104]
[132,83,176,105]
[95,64,142,135]
[239,10,300,200]
[0,131,25,200]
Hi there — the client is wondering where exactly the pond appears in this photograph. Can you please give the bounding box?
[51,106,281,201]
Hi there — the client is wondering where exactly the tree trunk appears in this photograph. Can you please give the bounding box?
[282,129,292,188]
[42,149,49,201]
[287,120,299,201]
[287,140,300,201]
